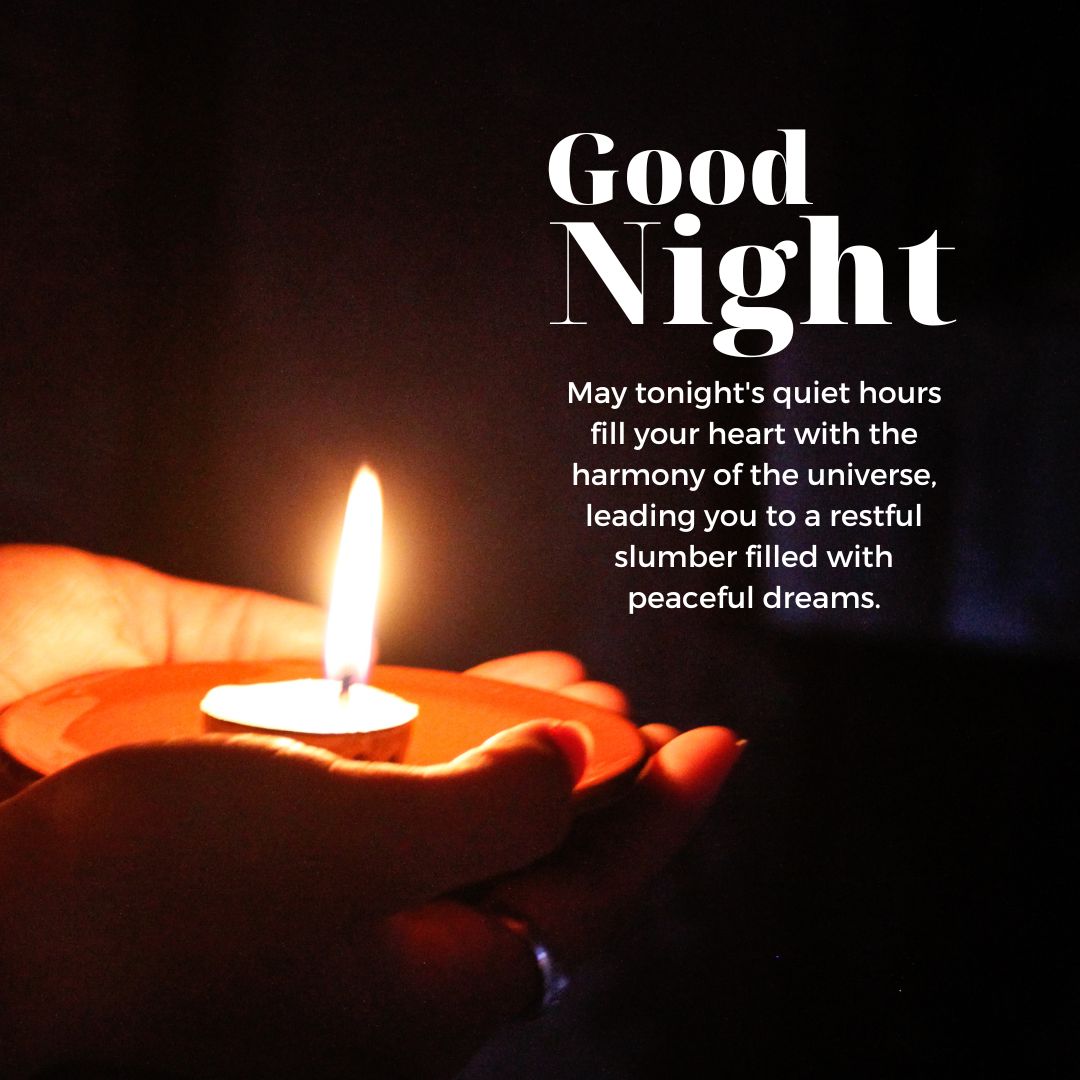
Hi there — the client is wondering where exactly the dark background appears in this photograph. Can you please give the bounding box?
[3,3,1077,1076]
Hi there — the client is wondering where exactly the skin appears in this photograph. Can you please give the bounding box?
[0,545,741,1077]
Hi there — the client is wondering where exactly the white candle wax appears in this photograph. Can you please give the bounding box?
[201,679,418,735]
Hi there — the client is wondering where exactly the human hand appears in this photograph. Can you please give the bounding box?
[0,544,325,710]
[0,546,741,1077]
[0,546,625,716]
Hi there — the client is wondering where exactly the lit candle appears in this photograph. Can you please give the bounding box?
[200,466,418,760]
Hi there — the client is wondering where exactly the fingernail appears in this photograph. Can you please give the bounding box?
[719,737,748,786]
[543,720,593,785]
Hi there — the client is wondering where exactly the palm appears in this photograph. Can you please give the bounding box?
[0,545,324,708]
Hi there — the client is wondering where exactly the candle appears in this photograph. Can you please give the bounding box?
[200,466,418,761]
[201,679,417,761]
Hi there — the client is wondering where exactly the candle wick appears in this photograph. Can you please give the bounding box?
[339,673,357,700]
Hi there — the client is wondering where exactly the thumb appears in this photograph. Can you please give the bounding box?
[330,720,591,903]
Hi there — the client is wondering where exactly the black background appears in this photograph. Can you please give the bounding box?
[3,3,1077,1076]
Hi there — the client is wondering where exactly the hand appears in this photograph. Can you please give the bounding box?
[0,546,741,1077]
[0,544,325,709]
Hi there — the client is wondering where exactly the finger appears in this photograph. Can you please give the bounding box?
[465,651,586,690]
[487,727,743,965]
[143,569,325,663]
[279,901,541,1079]
[639,723,679,753]
[324,719,591,904]
[0,546,151,703]
[556,680,629,714]
[50,720,589,914]
[353,903,544,1075]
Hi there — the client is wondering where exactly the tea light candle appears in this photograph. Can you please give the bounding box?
[201,680,417,737]
[199,466,418,760]
[200,678,418,760]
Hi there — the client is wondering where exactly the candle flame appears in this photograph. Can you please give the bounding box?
[324,466,382,686]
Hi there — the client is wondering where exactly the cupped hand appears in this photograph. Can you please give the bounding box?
[0,546,741,1078]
